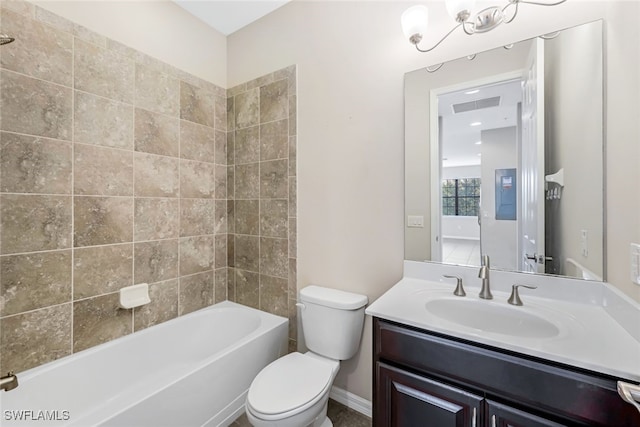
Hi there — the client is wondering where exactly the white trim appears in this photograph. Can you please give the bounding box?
[329,386,372,418]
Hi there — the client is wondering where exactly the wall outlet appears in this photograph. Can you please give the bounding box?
[580,229,588,257]
[407,215,424,228]
[631,243,640,285]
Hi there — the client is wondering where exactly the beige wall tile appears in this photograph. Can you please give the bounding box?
[134,198,179,241]
[214,268,228,303]
[73,196,133,247]
[180,80,215,127]
[74,91,134,150]
[214,199,228,235]
[247,73,273,90]
[180,199,214,237]
[289,218,297,258]
[235,163,259,199]
[289,135,297,176]
[260,159,288,199]
[1,70,72,140]
[235,125,259,165]
[215,130,227,165]
[288,258,297,299]
[0,250,71,316]
[0,132,72,194]
[214,235,227,269]
[260,79,288,124]
[227,164,235,199]
[179,270,213,315]
[134,108,179,157]
[234,235,259,272]
[234,88,259,129]
[134,279,178,331]
[289,95,297,136]
[74,38,134,103]
[73,293,131,352]
[214,164,227,200]
[0,8,72,86]
[227,267,236,301]
[274,65,296,96]
[227,234,235,268]
[260,119,288,161]
[259,274,287,317]
[260,237,288,278]
[74,244,133,299]
[135,65,179,117]
[1,194,72,254]
[180,120,215,163]
[134,239,179,284]
[1,0,34,17]
[235,269,259,309]
[0,304,72,373]
[74,143,133,196]
[289,177,297,217]
[179,235,213,276]
[227,131,235,166]
[226,97,235,130]
[134,152,179,198]
[260,198,288,238]
[235,199,259,236]
[180,160,214,199]
[214,95,227,131]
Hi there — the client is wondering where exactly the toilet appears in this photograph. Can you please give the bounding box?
[245,285,368,427]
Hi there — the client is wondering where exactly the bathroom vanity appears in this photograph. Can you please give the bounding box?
[366,262,640,427]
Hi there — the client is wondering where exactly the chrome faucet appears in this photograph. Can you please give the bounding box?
[0,372,18,392]
[478,255,493,300]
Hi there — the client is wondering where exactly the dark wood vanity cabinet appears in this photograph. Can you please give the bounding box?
[373,318,640,427]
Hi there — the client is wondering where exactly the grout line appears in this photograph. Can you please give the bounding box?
[131,62,136,335]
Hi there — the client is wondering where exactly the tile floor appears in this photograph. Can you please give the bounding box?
[232,399,372,427]
[441,237,481,267]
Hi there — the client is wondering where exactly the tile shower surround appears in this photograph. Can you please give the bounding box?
[0,0,297,373]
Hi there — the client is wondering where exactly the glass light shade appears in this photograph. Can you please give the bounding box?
[401,5,429,42]
[445,0,477,20]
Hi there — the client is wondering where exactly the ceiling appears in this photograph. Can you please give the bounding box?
[439,79,522,168]
[173,0,292,36]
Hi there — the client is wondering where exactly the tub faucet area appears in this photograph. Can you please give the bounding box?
[478,255,493,300]
[1,372,18,392]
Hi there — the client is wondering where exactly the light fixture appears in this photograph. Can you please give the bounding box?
[465,89,480,95]
[401,0,567,53]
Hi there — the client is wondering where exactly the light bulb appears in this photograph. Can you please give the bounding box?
[401,5,429,45]
[445,0,476,22]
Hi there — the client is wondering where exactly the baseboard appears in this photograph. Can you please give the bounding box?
[329,386,372,418]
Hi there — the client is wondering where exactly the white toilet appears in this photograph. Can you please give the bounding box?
[245,285,368,427]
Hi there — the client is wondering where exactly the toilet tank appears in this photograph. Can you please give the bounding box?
[299,286,368,360]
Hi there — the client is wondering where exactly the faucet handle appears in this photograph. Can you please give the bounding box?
[508,284,537,306]
[443,275,466,297]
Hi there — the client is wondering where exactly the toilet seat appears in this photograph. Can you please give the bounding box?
[247,353,334,419]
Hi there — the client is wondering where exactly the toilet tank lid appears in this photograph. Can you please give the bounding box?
[300,285,368,310]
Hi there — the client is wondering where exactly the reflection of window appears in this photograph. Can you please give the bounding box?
[442,178,480,216]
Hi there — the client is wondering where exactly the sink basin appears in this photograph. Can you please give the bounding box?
[425,298,561,338]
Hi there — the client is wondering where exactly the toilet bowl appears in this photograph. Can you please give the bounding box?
[245,286,368,427]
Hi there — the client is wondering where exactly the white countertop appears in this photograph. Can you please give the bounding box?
[366,262,640,382]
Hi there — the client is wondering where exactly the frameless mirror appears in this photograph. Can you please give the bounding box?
[404,20,604,281]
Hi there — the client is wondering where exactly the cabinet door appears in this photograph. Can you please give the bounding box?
[376,363,483,427]
[486,399,567,427]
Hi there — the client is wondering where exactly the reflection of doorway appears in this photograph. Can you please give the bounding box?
[431,75,522,269]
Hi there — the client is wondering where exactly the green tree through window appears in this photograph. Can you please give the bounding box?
[442,178,480,216]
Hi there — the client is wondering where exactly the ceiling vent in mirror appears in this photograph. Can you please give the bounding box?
[452,96,501,114]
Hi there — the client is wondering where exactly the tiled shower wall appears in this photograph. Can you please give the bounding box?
[0,1,296,374]
[227,68,298,352]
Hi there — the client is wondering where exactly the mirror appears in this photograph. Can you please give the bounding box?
[405,20,604,281]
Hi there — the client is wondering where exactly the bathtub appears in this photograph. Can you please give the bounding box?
[0,301,288,427]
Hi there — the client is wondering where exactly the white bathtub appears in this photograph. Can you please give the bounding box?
[0,301,288,427]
